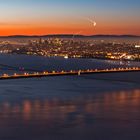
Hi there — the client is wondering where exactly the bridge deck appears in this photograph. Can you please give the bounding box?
[0,67,140,80]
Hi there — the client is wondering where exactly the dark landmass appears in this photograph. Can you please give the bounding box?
[0,34,139,39]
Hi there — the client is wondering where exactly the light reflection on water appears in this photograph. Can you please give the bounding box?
[0,89,140,140]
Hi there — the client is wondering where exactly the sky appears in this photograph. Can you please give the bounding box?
[0,0,140,35]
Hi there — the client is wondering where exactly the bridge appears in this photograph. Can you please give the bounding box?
[0,67,140,80]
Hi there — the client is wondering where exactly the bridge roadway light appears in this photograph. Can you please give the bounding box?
[52,71,56,74]
[43,72,47,74]
[24,72,29,76]
[14,73,17,76]
[34,72,39,75]
[61,70,64,73]
[3,74,8,77]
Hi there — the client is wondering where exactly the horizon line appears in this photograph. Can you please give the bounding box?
[0,34,140,37]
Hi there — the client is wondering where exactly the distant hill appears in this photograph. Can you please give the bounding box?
[0,34,139,38]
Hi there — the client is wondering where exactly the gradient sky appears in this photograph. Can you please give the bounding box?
[0,0,140,35]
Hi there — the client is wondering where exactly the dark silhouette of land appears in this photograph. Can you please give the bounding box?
[0,34,139,38]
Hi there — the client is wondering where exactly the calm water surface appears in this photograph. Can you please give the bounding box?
[0,54,140,74]
[0,87,140,140]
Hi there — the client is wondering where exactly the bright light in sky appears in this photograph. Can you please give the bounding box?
[0,0,140,35]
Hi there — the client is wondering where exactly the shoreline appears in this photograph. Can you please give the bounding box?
[1,53,140,62]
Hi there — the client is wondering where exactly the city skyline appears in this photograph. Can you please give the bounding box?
[0,0,140,35]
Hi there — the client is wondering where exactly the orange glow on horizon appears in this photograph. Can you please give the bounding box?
[0,23,140,36]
